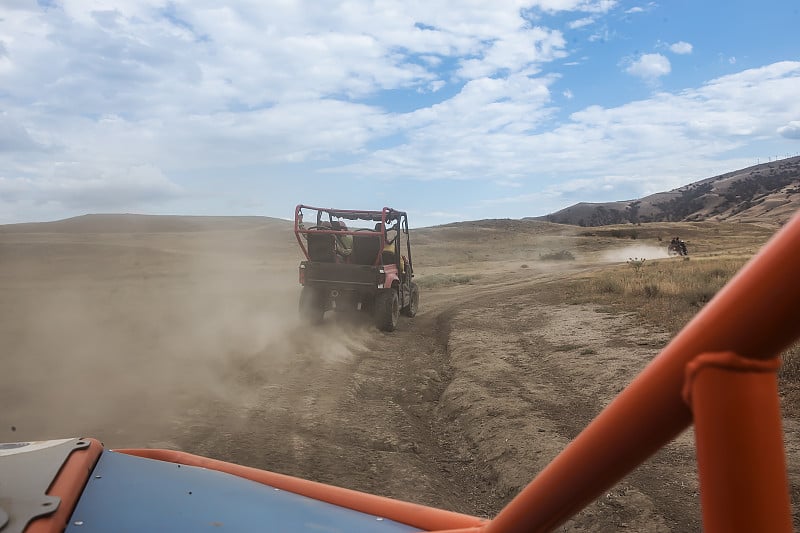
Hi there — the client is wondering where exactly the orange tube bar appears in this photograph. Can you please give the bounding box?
[116,448,486,532]
[486,212,800,533]
[684,351,792,532]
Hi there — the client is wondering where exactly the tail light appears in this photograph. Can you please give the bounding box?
[377,268,385,288]
[299,264,306,285]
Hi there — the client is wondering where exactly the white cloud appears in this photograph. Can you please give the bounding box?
[495,179,524,188]
[529,0,617,13]
[625,53,671,80]
[331,73,557,182]
[778,121,800,139]
[0,114,44,152]
[332,61,800,215]
[669,41,693,55]
[568,17,595,29]
[0,162,181,211]
[457,26,567,79]
[1,2,799,223]
[578,0,618,13]
[624,2,656,14]
[588,26,616,43]
[427,80,446,92]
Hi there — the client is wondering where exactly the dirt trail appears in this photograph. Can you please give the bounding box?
[166,265,701,531]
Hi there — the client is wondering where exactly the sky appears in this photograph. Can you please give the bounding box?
[1,1,799,227]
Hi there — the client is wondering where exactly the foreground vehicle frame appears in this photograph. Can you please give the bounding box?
[3,212,799,532]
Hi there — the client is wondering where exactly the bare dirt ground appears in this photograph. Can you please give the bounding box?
[1,215,796,531]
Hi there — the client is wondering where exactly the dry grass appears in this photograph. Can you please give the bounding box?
[545,252,799,410]
[539,250,576,261]
[587,256,744,329]
[416,272,482,288]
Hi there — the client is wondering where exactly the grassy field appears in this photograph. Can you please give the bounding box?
[417,218,798,399]
[544,251,800,409]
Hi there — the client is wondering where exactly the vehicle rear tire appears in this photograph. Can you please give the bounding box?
[375,289,399,331]
[299,286,324,324]
[402,282,419,317]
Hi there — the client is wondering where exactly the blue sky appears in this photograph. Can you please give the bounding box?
[1,1,799,227]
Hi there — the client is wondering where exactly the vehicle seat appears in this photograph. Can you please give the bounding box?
[351,235,382,265]
[307,232,335,262]
[381,245,396,265]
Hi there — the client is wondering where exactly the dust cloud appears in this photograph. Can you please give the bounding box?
[600,244,671,263]
[0,224,369,448]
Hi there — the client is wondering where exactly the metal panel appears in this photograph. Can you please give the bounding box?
[66,451,421,533]
[0,438,89,533]
[305,262,379,288]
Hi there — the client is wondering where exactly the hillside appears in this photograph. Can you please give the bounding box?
[539,156,800,227]
[0,213,291,234]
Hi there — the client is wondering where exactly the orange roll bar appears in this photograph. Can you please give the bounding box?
[684,351,792,532]
[486,212,800,533]
[116,448,487,531]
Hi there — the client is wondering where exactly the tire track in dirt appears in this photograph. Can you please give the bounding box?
[436,285,701,531]
[168,305,496,514]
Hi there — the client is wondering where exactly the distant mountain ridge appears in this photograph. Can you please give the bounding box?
[538,156,800,227]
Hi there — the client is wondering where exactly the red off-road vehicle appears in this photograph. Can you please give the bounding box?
[294,205,419,331]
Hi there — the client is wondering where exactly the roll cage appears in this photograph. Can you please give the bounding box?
[294,204,414,274]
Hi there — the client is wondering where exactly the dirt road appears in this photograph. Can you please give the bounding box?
[2,215,795,531]
[160,266,701,532]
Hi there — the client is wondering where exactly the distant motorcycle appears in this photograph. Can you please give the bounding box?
[668,239,688,256]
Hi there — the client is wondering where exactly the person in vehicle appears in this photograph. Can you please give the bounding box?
[670,236,688,256]
[331,220,353,258]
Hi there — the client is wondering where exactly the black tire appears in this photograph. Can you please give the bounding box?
[401,282,419,317]
[374,289,399,331]
[299,286,324,324]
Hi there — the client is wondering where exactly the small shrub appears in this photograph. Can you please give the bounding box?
[554,343,582,352]
[644,284,660,298]
[685,288,717,308]
[627,257,646,273]
[595,278,623,294]
[704,268,727,282]
[520,264,529,269]
[580,348,597,355]
[540,250,575,261]
[609,229,638,239]
[416,273,480,288]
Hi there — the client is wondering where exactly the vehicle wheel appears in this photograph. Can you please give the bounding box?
[375,289,399,331]
[402,282,419,317]
[299,286,324,324]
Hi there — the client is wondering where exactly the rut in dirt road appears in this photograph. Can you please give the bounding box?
[171,304,501,516]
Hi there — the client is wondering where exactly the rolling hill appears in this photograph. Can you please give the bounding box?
[538,156,800,227]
